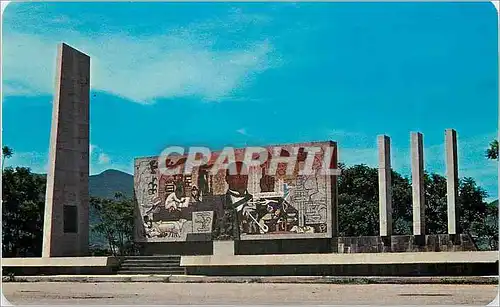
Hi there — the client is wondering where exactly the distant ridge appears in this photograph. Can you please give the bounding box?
[33,169,134,199]
[89,169,134,199]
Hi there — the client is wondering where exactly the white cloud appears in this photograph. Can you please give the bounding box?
[97,153,110,165]
[2,8,280,103]
[236,128,248,135]
[88,144,133,175]
[89,144,97,155]
[90,144,111,165]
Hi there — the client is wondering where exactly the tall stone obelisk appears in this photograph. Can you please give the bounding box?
[42,43,90,257]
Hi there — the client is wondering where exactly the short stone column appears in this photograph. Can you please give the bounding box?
[213,240,235,256]
[378,135,392,237]
[445,129,459,235]
[411,132,425,236]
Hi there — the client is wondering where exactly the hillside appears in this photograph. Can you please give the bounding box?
[33,169,134,198]
[89,169,134,198]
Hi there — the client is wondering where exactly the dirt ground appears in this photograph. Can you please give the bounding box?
[2,282,498,305]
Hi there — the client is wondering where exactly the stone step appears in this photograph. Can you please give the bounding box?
[116,272,186,276]
[120,263,182,268]
[117,268,186,275]
[123,256,181,260]
[116,255,186,275]
[120,266,184,271]
[122,260,181,265]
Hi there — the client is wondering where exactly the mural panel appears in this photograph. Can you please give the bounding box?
[134,141,337,242]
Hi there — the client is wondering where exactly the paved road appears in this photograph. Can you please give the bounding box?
[2,282,498,305]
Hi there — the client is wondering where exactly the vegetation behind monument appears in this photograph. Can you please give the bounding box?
[89,193,137,256]
[338,163,498,250]
[1,144,498,257]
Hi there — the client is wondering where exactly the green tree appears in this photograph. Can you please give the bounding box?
[424,173,495,249]
[2,167,46,257]
[421,173,496,249]
[424,172,448,234]
[486,140,498,160]
[458,178,488,234]
[90,193,137,256]
[337,164,412,236]
[482,139,499,249]
[338,164,379,236]
[479,203,499,250]
[2,146,13,171]
[338,164,496,250]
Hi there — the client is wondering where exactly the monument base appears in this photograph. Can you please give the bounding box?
[184,262,498,277]
[2,257,119,276]
[181,251,499,276]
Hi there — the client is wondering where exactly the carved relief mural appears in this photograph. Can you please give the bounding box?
[134,141,337,242]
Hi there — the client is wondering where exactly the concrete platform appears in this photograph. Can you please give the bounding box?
[180,251,499,266]
[2,274,498,284]
[180,251,499,276]
[2,257,118,267]
[2,257,119,275]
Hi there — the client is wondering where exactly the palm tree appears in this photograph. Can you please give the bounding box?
[2,146,13,170]
[486,140,498,160]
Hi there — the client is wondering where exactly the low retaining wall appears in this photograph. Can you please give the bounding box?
[336,234,477,253]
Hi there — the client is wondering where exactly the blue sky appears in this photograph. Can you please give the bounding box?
[2,2,498,200]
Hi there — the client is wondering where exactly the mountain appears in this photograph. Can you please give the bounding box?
[89,169,134,199]
[33,169,134,198]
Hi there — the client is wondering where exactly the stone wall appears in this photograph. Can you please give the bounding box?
[141,234,477,256]
[237,238,332,255]
[141,242,213,256]
[336,234,477,253]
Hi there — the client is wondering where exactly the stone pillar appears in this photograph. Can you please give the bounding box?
[378,135,392,237]
[213,241,235,256]
[411,132,425,236]
[42,43,90,257]
[445,129,459,235]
